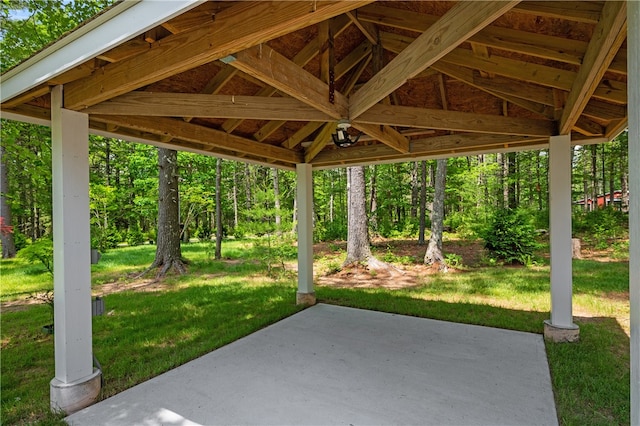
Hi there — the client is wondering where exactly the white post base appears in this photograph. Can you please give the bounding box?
[296,292,316,306]
[543,320,580,343]
[50,368,102,415]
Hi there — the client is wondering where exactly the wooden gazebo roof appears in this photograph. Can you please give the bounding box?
[0,1,628,170]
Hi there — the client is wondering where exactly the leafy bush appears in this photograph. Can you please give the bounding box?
[92,227,121,251]
[126,227,145,247]
[573,207,627,246]
[13,231,29,252]
[314,220,347,242]
[480,208,539,265]
[18,238,54,275]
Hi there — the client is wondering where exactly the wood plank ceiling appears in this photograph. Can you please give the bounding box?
[1,1,628,170]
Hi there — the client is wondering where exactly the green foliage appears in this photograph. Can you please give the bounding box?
[126,226,145,247]
[251,235,297,278]
[480,208,539,265]
[314,220,347,242]
[573,208,628,248]
[13,230,28,251]
[1,0,114,71]
[92,227,121,252]
[17,237,53,275]
[444,253,463,268]
[379,245,415,265]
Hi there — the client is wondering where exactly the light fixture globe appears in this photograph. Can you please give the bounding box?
[332,120,361,148]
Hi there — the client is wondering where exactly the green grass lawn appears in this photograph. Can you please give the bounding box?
[0,239,630,425]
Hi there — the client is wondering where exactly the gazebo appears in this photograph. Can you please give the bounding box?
[1,1,637,421]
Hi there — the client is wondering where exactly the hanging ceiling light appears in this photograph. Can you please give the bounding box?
[332,120,361,148]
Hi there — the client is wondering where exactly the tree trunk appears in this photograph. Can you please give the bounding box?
[508,152,517,208]
[591,144,598,206]
[425,158,447,270]
[147,148,187,277]
[0,145,16,258]
[410,162,419,219]
[344,166,373,265]
[244,163,252,210]
[273,168,281,233]
[418,160,427,245]
[215,158,223,260]
[232,164,239,229]
[368,165,378,236]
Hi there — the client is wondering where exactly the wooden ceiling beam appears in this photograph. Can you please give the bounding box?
[64,0,372,109]
[83,92,333,121]
[359,4,597,70]
[228,44,348,120]
[573,117,605,137]
[512,1,603,24]
[304,124,336,163]
[1,84,50,109]
[380,32,627,106]
[357,104,556,137]
[583,100,627,122]
[282,122,324,149]
[471,72,555,106]
[91,115,302,165]
[235,15,352,136]
[349,1,520,119]
[351,123,410,153]
[311,134,547,167]
[432,62,555,119]
[346,11,378,45]
[559,1,627,134]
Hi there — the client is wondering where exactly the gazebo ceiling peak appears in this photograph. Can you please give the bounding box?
[0,0,628,170]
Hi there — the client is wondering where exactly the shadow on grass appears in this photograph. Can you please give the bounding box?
[0,279,304,425]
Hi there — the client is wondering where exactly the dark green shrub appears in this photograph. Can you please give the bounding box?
[91,227,121,251]
[13,231,28,252]
[314,220,347,242]
[480,208,539,265]
[573,207,627,245]
[126,227,145,246]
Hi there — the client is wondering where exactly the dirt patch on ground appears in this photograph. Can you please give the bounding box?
[316,238,481,290]
[2,239,626,312]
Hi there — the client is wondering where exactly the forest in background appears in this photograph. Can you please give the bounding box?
[0,118,630,253]
[0,0,630,261]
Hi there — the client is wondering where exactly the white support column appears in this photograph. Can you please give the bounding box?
[544,134,579,342]
[628,2,639,424]
[296,163,316,305]
[49,86,101,414]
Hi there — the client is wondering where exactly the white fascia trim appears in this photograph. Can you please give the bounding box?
[1,0,204,104]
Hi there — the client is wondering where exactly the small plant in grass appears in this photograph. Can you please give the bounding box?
[444,253,463,268]
[28,290,55,332]
[381,245,415,265]
[480,208,539,265]
[18,239,55,332]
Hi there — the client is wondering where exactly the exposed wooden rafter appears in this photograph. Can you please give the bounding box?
[91,115,303,165]
[64,0,372,109]
[83,92,333,122]
[357,104,556,137]
[227,44,348,120]
[559,1,627,134]
[349,1,520,120]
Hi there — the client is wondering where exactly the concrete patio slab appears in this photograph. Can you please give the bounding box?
[66,304,558,425]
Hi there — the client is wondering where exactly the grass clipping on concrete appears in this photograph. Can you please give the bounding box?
[0,237,630,425]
